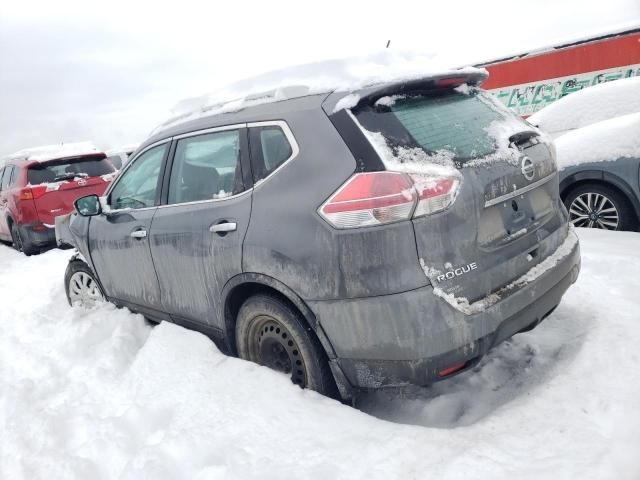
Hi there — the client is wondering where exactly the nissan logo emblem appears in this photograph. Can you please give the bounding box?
[521,157,535,181]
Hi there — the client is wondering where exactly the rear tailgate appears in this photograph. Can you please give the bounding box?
[31,176,113,225]
[350,83,567,305]
[26,155,115,225]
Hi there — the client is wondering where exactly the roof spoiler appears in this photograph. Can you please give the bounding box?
[355,70,489,107]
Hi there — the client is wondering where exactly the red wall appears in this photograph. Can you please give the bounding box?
[482,32,640,89]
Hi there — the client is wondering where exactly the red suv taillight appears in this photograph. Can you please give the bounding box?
[19,186,47,201]
[319,171,459,229]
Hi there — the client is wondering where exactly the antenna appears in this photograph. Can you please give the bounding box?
[386,40,391,48]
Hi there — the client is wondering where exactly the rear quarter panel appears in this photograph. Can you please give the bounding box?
[242,103,428,301]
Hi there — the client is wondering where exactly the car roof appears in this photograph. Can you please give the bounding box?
[3,142,105,165]
[139,70,488,153]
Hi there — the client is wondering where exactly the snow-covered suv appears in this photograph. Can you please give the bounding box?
[56,70,581,400]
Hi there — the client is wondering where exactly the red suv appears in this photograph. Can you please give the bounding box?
[0,144,116,255]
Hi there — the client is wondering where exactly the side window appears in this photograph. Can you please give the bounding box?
[109,143,167,210]
[250,126,293,182]
[9,166,20,186]
[1,166,13,190]
[167,130,241,205]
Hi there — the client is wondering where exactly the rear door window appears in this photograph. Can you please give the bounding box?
[167,130,242,205]
[1,166,13,190]
[249,125,293,182]
[9,166,20,186]
[27,156,115,185]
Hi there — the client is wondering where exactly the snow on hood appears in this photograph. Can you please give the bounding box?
[151,51,486,134]
[555,112,640,169]
[528,76,640,136]
[7,141,101,163]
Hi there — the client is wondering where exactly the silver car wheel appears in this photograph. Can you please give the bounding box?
[569,192,620,230]
[68,271,103,307]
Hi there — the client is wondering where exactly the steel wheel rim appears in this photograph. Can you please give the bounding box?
[569,192,620,230]
[68,271,103,307]
[246,315,307,387]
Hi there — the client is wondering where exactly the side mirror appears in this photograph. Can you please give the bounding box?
[75,194,101,217]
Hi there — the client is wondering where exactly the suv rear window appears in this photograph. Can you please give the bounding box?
[354,90,511,163]
[27,155,114,185]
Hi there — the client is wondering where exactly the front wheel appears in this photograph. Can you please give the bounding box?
[65,259,104,308]
[236,294,337,397]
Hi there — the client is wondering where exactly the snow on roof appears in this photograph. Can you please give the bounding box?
[151,51,486,135]
[528,76,640,136]
[7,141,102,163]
[555,111,640,169]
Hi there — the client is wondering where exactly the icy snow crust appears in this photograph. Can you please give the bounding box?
[528,76,640,136]
[555,112,640,169]
[152,51,486,134]
[5,141,100,163]
[1,229,639,478]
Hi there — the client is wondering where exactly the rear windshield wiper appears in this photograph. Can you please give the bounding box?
[509,130,540,150]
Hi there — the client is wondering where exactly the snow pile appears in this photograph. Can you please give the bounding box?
[555,112,640,169]
[332,93,361,113]
[6,141,101,163]
[153,51,486,134]
[1,229,640,479]
[528,76,640,137]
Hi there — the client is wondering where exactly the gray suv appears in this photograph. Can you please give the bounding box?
[56,71,581,400]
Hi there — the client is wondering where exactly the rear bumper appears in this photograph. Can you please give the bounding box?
[19,223,56,248]
[309,230,581,390]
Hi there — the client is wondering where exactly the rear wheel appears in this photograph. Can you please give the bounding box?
[236,294,337,397]
[10,221,38,256]
[65,260,104,308]
[564,183,635,231]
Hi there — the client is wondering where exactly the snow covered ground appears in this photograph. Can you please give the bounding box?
[1,229,639,479]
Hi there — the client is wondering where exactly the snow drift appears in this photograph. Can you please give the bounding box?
[1,229,639,479]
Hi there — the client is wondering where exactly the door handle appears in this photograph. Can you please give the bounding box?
[130,229,147,239]
[209,222,237,233]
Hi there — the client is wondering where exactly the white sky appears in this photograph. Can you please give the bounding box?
[1,0,639,156]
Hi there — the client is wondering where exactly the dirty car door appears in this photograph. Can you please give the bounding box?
[149,127,251,330]
[88,142,168,310]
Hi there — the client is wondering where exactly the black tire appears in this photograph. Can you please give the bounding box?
[564,183,636,231]
[10,221,38,256]
[64,259,104,307]
[236,294,337,397]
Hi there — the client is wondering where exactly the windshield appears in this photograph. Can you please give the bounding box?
[355,90,516,163]
[27,155,114,185]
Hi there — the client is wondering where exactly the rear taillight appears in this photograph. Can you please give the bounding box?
[19,186,46,201]
[319,171,459,229]
[411,176,460,217]
[19,188,33,200]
